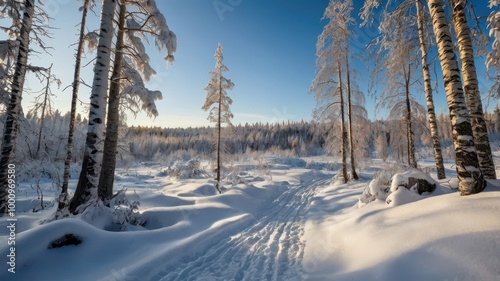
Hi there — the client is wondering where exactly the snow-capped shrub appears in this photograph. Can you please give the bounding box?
[80,190,143,231]
[224,166,246,186]
[165,159,205,179]
[305,161,341,171]
[110,190,143,230]
[48,234,83,249]
[255,157,273,181]
[358,171,392,207]
[269,157,306,168]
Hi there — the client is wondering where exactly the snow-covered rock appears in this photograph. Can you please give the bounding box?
[360,168,437,208]
[390,168,437,194]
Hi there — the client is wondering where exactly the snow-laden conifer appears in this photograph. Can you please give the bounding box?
[202,43,234,194]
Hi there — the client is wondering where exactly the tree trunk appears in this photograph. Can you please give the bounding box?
[58,0,90,215]
[0,0,35,214]
[451,0,497,179]
[216,70,222,194]
[70,0,117,213]
[36,64,52,158]
[338,61,348,183]
[404,63,417,168]
[427,0,486,195]
[345,53,358,180]
[98,1,126,201]
[416,0,446,179]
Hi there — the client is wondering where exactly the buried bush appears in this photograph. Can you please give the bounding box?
[48,234,82,249]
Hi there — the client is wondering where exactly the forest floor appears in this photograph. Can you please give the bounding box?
[0,156,499,281]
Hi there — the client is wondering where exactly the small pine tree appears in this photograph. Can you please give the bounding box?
[202,43,234,194]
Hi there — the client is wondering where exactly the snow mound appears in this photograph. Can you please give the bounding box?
[385,186,423,207]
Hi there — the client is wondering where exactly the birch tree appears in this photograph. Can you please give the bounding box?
[98,0,176,201]
[416,0,445,179]
[311,0,365,182]
[488,1,500,96]
[372,1,422,168]
[202,43,234,194]
[0,0,35,214]
[451,0,496,179]
[69,0,117,213]
[427,0,486,195]
[361,0,446,176]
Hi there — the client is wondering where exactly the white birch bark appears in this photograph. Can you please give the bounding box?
[451,0,496,179]
[416,0,445,179]
[427,0,486,195]
[70,0,116,213]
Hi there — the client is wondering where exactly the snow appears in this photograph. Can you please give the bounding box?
[1,158,500,280]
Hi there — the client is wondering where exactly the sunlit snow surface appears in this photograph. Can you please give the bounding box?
[0,157,499,281]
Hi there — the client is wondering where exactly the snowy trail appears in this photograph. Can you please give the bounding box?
[157,172,332,281]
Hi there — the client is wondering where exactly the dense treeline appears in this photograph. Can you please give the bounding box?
[127,121,326,159]
[3,105,500,175]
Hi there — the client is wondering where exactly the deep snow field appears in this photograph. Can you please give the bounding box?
[0,156,499,281]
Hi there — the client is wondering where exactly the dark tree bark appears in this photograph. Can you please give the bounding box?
[36,64,52,158]
[345,53,358,180]
[338,61,348,183]
[0,0,35,214]
[57,0,91,216]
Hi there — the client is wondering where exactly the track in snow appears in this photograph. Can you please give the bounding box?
[157,172,332,281]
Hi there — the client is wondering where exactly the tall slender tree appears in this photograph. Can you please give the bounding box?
[337,60,348,182]
[202,43,234,194]
[427,0,486,195]
[488,1,500,94]
[69,0,117,213]
[0,0,35,214]
[345,52,358,180]
[451,0,496,179]
[361,0,446,175]
[311,0,365,182]
[97,1,126,201]
[373,2,421,168]
[26,64,59,158]
[57,0,92,216]
[416,0,445,179]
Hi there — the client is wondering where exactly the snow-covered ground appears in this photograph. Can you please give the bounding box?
[1,157,499,281]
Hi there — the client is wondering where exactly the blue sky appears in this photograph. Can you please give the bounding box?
[18,0,498,128]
